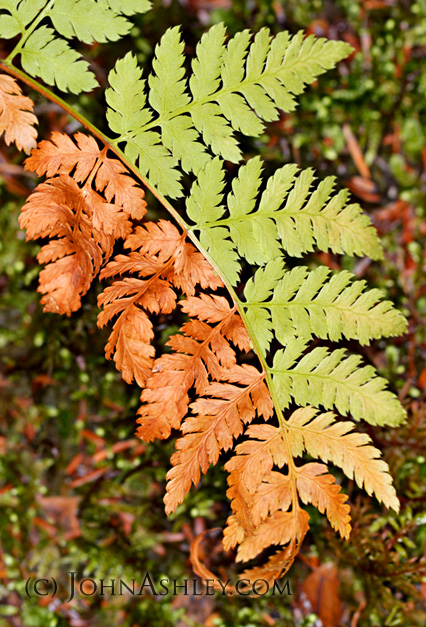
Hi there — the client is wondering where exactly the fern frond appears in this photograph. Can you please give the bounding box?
[8,11,409,589]
[136,293,245,442]
[98,222,222,386]
[271,339,406,426]
[105,25,352,196]
[243,259,408,350]
[186,157,384,285]
[1,0,151,93]
[164,364,272,514]
[287,407,399,510]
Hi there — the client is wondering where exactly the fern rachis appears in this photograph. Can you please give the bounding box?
[0,1,408,586]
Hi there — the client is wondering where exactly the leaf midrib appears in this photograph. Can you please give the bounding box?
[270,365,383,402]
[243,298,397,322]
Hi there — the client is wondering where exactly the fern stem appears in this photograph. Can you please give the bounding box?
[5,0,56,63]
[230,293,300,505]
[3,59,299,510]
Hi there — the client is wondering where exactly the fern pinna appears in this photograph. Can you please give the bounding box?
[0,1,408,587]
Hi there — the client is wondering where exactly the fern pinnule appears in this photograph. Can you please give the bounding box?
[296,463,352,537]
[0,74,38,154]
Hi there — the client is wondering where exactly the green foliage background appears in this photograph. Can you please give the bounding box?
[0,0,426,625]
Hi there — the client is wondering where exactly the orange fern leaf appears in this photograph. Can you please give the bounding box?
[25,132,146,220]
[98,224,222,387]
[19,134,147,315]
[101,303,155,388]
[239,541,301,587]
[217,405,396,582]
[249,470,292,527]
[224,423,288,541]
[25,132,100,180]
[136,293,243,442]
[164,364,273,514]
[296,462,351,539]
[287,407,399,511]
[0,74,37,154]
[236,507,310,563]
[219,408,353,581]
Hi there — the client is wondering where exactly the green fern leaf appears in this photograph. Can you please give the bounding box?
[257,166,382,259]
[189,22,226,100]
[50,0,132,44]
[21,25,97,93]
[0,0,47,38]
[105,24,352,196]
[243,258,286,353]
[126,130,181,199]
[161,116,210,176]
[186,157,241,283]
[148,26,190,116]
[243,260,408,348]
[271,31,352,95]
[190,102,241,163]
[105,52,181,197]
[186,158,383,285]
[148,28,210,174]
[106,52,152,135]
[271,339,406,427]
[2,0,151,93]
[186,156,225,224]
